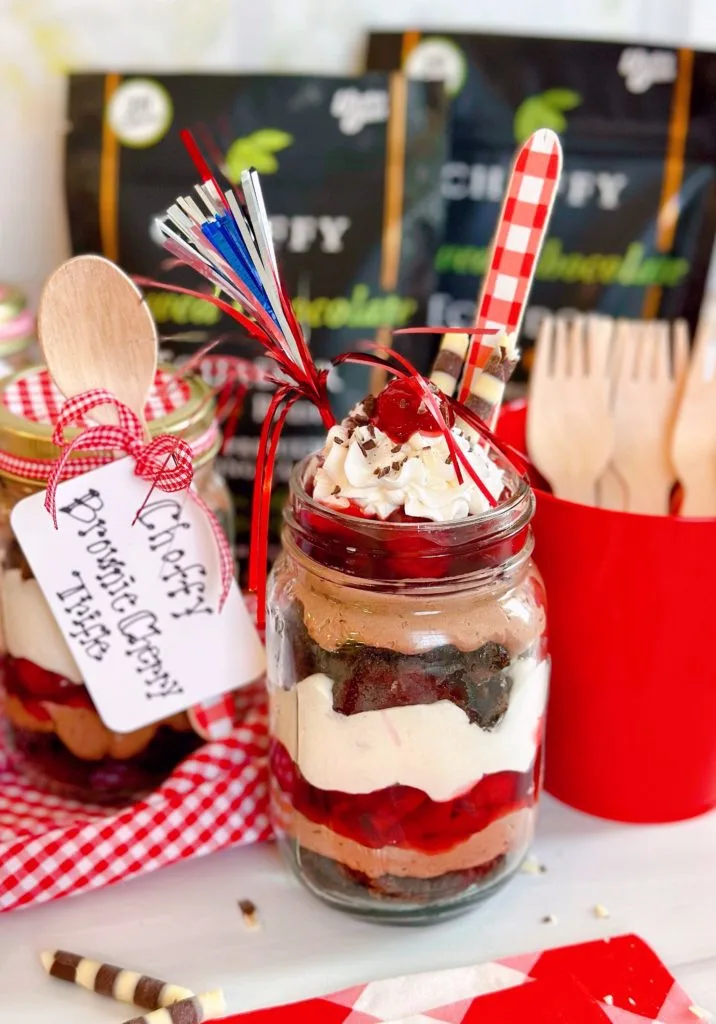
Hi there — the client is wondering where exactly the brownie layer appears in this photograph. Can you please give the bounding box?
[275,598,545,729]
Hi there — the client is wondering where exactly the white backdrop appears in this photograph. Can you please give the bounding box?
[0,0,713,300]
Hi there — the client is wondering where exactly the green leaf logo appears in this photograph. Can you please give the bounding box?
[513,89,582,144]
[225,128,293,181]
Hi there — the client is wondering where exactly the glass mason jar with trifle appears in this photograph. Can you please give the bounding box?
[267,381,549,920]
[0,364,234,803]
[151,125,562,921]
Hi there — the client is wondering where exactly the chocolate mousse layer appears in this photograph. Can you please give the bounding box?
[281,805,534,880]
[287,564,545,658]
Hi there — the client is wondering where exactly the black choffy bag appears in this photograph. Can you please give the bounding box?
[65,72,447,569]
[367,32,716,376]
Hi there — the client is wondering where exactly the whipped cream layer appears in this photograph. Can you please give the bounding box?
[311,416,504,522]
[0,567,82,683]
[270,657,548,802]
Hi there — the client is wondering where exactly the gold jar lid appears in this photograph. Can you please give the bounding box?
[0,284,35,357]
[0,363,220,484]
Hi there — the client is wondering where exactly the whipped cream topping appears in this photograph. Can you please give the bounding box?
[0,567,82,683]
[270,657,548,801]
[310,410,505,522]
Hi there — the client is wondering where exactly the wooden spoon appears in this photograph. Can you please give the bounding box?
[38,254,158,437]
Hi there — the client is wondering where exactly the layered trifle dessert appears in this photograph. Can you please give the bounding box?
[267,377,548,919]
[0,540,200,800]
[0,365,231,803]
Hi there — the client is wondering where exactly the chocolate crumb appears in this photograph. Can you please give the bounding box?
[331,486,340,496]
[445,455,453,465]
[238,899,260,930]
[520,856,546,876]
[366,423,376,438]
[541,914,558,925]
[333,436,343,445]
[391,444,402,454]
[362,394,376,418]
[362,438,377,451]
[391,461,403,472]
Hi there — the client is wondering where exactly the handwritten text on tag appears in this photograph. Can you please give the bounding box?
[11,459,265,733]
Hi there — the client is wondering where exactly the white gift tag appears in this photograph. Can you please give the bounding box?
[10,459,266,733]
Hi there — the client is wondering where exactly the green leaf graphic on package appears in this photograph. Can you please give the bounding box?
[225,129,294,180]
[513,90,582,144]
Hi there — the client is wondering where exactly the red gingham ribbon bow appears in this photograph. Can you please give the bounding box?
[44,388,233,610]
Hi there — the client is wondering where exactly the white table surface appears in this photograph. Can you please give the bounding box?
[2,795,715,1021]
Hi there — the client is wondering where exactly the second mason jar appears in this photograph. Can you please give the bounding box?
[0,364,234,803]
[267,458,549,923]
[0,285,37,377]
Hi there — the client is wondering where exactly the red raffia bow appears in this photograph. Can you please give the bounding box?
[44,388,233,611]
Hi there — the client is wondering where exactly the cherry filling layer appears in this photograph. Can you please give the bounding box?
[2,656,94,718]
[1,655,200,801]
[270,740,541,855]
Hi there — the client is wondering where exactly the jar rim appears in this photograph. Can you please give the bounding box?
[283,454,535,588]
[288,454,534,538]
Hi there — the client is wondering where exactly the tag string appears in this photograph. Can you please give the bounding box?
[44,388,233,611]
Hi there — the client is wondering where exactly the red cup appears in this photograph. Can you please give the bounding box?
[497,400,716,823]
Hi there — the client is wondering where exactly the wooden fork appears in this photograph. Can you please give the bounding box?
[527,315,614,504]
[611,319,688,515]
[591,315,629,510]
[672,316,716,516]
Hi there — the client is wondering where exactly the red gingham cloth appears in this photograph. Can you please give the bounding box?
[0,680,269,912]
[220,934,704,1024]
[458,128,562,402]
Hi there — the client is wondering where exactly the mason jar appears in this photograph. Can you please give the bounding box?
[266,457,549,922]
[0,285,37,377]
[0,365,234,803]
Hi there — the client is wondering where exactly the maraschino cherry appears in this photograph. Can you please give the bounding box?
[372,377,454,444]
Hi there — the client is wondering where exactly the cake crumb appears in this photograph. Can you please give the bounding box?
[593,904,610,919]
[521,855,547,875]
[603,995,614,1006]
[238,899,260,930]
[541,914,557,925]
[689,1006,713,1021]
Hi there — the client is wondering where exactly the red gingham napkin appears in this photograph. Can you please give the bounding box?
[218,935,705,1024]
[0,682,270,912]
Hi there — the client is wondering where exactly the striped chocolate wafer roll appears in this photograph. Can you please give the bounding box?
[462,331,519,426]
[40,950,194,1009]
[429,332,470,396]
[122,989,226,1024]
